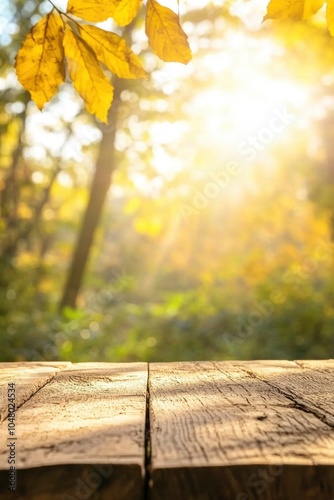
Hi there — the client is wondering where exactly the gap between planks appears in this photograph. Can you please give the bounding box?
[1,360,334,500]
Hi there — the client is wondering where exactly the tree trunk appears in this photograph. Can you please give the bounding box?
[59,78,125,310]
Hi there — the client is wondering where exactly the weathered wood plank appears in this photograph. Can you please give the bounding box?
[296,359,334,368]
[151,465,334,500]
[0,464,142,500]
[296,359,334,371]
[0,363,148,500]
[0,362,71,423]
[239,360,334,427]
[148,361,334,500]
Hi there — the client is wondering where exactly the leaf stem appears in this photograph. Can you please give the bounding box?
[47,0,63,14]
[47,0,81,27]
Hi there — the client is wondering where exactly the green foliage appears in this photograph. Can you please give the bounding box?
[2,270,334,362]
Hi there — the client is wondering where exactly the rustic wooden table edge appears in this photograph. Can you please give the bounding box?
[0,360,333,499]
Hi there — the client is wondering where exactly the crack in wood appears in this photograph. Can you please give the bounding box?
[144,363,152,500]
[1,361,334,499]
[239,366,334,430]
[0,371,60,425]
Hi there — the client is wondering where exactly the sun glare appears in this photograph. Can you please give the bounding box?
[144,28,311,197]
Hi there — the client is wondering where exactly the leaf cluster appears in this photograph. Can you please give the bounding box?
[14,0,334,122]
[14,0,192,122]
[265,0,334,33]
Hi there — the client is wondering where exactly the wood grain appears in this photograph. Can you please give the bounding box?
[148,361,334,499]
[0,362,71,423]
[239,360,334,427]
[0,464,142,500]
[1,360,333,499]
[0,362,148,500]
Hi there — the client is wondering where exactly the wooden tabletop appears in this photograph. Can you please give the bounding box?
[0,360,333,499]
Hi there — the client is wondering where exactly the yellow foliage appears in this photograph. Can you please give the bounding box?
[304,0,326,18]
[16,0,334,121]
[14,0,193,117]
[112,0,143,27]
[264,0,325,21]
[125,197,142,214]
[63,25,114,123]
[327,0,334,34]
[18,204,33,219]
[14,11,65,109]
[67,0,119,23]
[145,0,192,64]
[16,251,39,268]
[78,25,146,79]
[134,216,163,237]
[15,0,334,122]
[38,279,55,293]
[68,0,142,26]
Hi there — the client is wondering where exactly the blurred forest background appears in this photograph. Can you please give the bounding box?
[1,0,334,362]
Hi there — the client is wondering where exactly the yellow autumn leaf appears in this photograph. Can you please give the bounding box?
[145,0,192,64]
[15,11,65,109]
[63,25,114,123]
[67,0,118,23]
[78,25,146,79]
[327,0,334,35]
[112,0,142,26]
[303,0,325,18]
[264,0,325,21]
